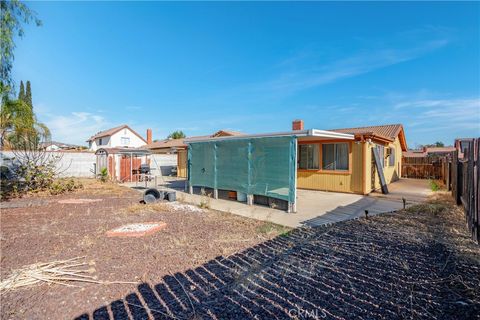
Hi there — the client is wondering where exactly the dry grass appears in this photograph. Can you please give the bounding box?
[122,202,173,214]
[404,193,480,264]
[256,221,292,237]
[75,178,130,196]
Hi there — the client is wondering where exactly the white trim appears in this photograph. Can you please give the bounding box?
[184,129,354,143]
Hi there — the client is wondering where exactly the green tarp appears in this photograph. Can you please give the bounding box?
[188,136,296,202]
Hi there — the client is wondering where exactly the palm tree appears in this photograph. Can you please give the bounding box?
[0,98,50,150]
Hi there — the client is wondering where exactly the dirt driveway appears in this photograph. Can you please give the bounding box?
[0,181,287,319]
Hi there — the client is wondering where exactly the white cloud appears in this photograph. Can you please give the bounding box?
[259,39,449,95]
[40,111,110,145]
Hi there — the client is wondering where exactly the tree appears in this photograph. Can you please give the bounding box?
[421,141,445,149]
[1,2,46,149]
[18,80,25,101]
[1,0,41,98]
[25,80,32,108]
[167,130,186,139]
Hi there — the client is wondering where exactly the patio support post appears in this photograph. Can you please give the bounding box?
[247,194,253,206]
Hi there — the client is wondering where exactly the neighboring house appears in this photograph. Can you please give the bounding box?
[403,146,455,158]
[145,130,244,178]
[185,120,408,212]
[40,141,82,151]
[145,130,244,154]
[87,125,150,151]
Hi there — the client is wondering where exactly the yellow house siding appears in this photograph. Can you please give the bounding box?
[366,137,402,192]
[177,149,188,178]
[296,141,363,194]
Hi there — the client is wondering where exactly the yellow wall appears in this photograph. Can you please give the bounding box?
[365,137,402,192]
[177,150,188,178]
[297,137,403,194]
[297,141,363,193]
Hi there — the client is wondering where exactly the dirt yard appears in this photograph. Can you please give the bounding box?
[0,180,288,319]
[72,194,479,320]
[1,182,479,319]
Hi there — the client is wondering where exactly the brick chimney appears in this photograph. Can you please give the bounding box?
[146,129,152,144]
[292,119,304,131]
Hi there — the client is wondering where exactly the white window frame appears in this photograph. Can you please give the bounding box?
[298,144,319,170]
[121,137,130,145]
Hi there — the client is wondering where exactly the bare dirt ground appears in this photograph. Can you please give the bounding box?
[0,180,287,319]
[71,193,479,320]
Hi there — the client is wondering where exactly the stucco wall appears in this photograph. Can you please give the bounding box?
[109,128,146,149]
[296,141,363,193]
[89,128,146,151]
[1,151,177,178]
[365,137,402,192]
[1,151,96,177]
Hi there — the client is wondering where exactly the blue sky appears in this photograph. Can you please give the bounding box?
[12,1,480,147]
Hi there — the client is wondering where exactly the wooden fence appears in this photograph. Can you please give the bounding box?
[451,138,479,244]
[402,156,449,182]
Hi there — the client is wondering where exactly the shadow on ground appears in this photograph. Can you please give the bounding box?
[300,197,403,227]
[75,212,480,320]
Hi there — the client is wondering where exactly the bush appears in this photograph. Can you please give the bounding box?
[429,180,440,191]
[99,167,108,183]
[49,178,83,195]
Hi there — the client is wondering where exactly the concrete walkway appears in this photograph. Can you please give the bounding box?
[126,178,432,228]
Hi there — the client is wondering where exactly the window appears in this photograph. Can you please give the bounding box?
[322,143,349,171]
[299,144,319,170]
[388,147,395,166]
[98,138,103,145]
[121,137,130,145]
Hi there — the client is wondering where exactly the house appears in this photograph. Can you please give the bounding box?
[40,141,82,151]
[146,130,244,178]
[145,130,244,154]
[185,120,407,212]
[87,125,151,151]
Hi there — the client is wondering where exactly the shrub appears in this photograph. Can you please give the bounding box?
[99,167,108,183]
[48,178,83,195]
[429,180,440,192]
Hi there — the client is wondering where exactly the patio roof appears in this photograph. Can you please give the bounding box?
[95,147,151,156]
[184,129,354,143]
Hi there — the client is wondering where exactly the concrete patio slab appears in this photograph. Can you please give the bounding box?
[127,178,431,228]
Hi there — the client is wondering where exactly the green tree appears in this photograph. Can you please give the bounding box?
[434,141,444,147]
[167,130,186,139]
[0,2,46,149]
[1,0,41,99]
[18,80,25,101]
[25,80,32,108]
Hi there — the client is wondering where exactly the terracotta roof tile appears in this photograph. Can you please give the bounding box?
[330,124,407,151]
[145,130,244,150]
[330,124,403,140]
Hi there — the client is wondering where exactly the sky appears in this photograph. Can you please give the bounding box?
[12,1,480,147]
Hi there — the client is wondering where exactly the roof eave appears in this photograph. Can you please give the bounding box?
[185,129,354,143]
